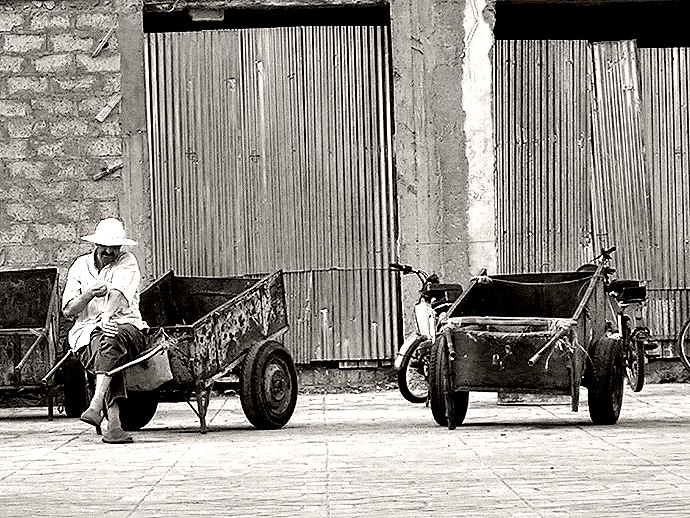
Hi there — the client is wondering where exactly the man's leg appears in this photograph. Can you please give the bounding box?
[79,373,110,426]
[101,399,133,444]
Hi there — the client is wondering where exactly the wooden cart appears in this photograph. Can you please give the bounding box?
[429,259,629,428]
[111,269,297,433]
[0,268,60,417]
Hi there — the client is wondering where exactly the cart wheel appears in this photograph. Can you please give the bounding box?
[397,337,430,404]
[588,336,624,425]
[120,391,159,431]
[240,340,298,430]
[428,335,468,428]
[61,355,89,418]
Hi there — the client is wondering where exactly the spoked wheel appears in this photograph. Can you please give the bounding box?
[240,340,298,430]
[588,336,625,425]
[428,335,468,429]
[397,338,431,404]
[621,316,645,392]
[678,319,690,372]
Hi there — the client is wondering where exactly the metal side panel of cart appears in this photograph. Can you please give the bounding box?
[443,271,609,394]
[140,270,289,387]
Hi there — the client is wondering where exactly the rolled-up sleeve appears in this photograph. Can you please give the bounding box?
[109,253,141,303]
[62,259,83,311]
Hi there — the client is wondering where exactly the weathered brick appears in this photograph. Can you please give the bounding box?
[6,202,40,222]
[97,199,119,217]
[53,76,96,91]
[0,140,27,159]
[83,136,121,157]
[76,13,116,30]
[6,118,35,138]
[0,56,23,73]
[0,184,26,201]
[100,120,121,137]
[32,98,76,116]
[4,34,45,53]
[34,222,76,241]
[7,76,48,94]
[8,160,46,180]
[0,13,23,32]
[56,242,90,264]
[0,224,28,244]
[81,177,120,200]
[34,141,65,158]
[50,33,92,53]
[54,201,90,222]
[102,74,120,95]
[34,53,72,73]
[32,180,74,198]
[4,245,46,265]
[49,119,89,138]
[78,96,108,115]
[0,99,30,117]
[30,13,70,31]
[76,54,120,73]
[53,159,92,179]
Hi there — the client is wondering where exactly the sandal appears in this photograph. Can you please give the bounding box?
[101,428,133,444]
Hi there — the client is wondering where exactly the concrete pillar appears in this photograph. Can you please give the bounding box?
[390,0,496,328]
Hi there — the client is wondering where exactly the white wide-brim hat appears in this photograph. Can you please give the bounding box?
[81,218,137,246]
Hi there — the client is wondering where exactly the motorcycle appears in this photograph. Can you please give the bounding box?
[391,262,463,403]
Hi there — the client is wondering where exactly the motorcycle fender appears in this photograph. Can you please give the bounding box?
[394,334,426,371]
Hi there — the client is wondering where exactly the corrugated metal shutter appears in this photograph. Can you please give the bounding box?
[639,47,690,354]
[493,40,593,274]
[145,26,398,364]
[590,41,652,282]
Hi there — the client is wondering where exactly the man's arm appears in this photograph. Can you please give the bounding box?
[63,284,107,319]
[101,289,129,321]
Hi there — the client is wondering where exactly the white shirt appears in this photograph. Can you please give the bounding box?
[62,250,148,351]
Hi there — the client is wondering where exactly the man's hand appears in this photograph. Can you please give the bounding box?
[101,317,119,338]
[89,283,107,298]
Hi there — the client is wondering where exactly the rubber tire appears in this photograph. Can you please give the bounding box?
[428,335,469,428]
[240,341,298,430]
[119,391,159,431]
[678,319,690,372]
[61,356,89,418]
[588,336,625,425]
[397,337,430,404]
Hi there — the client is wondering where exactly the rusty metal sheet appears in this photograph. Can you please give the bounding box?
[145,26,398,364]
[590,40,652,282]
[493,40,593,274]
[140,270,288,384]
[639,47,690,352]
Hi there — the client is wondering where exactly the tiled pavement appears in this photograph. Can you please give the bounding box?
[1,383,689,517]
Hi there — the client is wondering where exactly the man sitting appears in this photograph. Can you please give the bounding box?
[62,218,149,444]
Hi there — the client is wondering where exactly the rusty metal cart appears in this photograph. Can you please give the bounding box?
[109,269,297,433]
[429,250,637,429]
[0,268,60,417]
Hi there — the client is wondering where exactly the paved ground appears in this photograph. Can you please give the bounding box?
[1,383,689,518]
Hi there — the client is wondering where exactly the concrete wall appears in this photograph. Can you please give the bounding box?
[0,0,497,344]
[0,0,144,282]
[390,0,495,323]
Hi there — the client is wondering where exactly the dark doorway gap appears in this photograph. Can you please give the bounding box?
[494,1,690,48]
[144,5,390,33]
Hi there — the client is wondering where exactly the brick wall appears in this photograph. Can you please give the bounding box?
[0,0,126,280]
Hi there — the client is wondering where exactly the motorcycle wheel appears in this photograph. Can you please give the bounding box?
[624,338,645,392]
[397,337,430,404]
